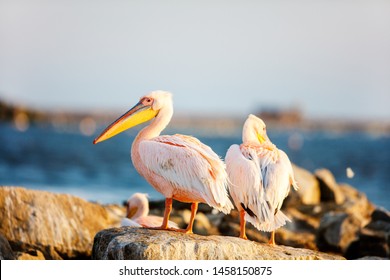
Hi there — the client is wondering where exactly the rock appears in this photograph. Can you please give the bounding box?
[346,228,389,259]
[0,233,15,260]
[286,165,321,205]
[17,250,46,260]
[316,212,361,254]
[345,208,390,259]
[286,207,320,232]
[0,186,124,259]
[371,208,390,223]
[338,184,374,224]
[315,169,345,204]
[358,227,389,258]
[10,240,63,260]
[278,229,318,250]
[92,227,344,260]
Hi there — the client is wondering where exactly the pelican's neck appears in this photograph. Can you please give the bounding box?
[139,202,149,217]
[131,105,173,168]
[137,105,173,141]
[133,203,149,218]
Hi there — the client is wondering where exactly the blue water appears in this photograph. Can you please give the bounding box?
[0,122,389,210]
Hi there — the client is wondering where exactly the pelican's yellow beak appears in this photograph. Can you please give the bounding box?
[126,206,138,219]
[257,133,267,144]
[93,101,158,144]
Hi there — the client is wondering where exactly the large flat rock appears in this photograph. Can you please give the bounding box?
[92,227,344,260]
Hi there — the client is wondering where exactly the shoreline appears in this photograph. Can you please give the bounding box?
[1,164,389,260]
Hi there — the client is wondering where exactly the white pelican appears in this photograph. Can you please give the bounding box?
[94,91,233,233]
[225,114,298,245]
[121,193,178,228]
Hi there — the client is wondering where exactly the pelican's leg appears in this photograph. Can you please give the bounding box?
[239,209,248,240]
[162,197,173,229]
[184,202,198,234]
[268,231,276,245]
[150,197,173,230]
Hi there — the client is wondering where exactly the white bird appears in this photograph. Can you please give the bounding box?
[225,114,298,245]
[94,91,233,233]
[121,193,178,228]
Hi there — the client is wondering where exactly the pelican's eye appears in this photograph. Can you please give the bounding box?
[142,97,153,106]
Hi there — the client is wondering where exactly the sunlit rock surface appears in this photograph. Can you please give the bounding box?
[92,227,344,260]
[0,186,123,259]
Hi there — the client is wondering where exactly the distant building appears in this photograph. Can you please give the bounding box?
[256,107,302,124]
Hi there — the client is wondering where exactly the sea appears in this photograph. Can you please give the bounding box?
[0,122,389,210]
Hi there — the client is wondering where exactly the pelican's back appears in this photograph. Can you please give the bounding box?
[225,144,272,227]
[226,143,297,232]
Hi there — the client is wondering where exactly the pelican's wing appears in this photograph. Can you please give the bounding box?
[261,149,296,210]
[254,147,296,231]
[139,134,233,213]
[225,144,272,225]
[278,149,299,191]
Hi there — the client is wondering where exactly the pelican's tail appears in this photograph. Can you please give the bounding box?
[248,210,291,232]
[204,183,234,214]
[206,167,235,214]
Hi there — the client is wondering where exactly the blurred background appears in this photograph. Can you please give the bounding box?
[0,0,389,209]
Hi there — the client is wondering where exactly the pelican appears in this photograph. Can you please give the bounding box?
[121,193,178,228]
[94,91,233,233]
[225,114,298,245]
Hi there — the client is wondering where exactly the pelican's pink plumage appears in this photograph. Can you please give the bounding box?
[94,91,233,233]
[121,193,178,228]
[225,114,298,244]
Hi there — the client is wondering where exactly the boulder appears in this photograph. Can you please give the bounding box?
[315,169,345,204]
[371,208,390,223]
[316,212,361,254]
[338,184,374,224]
[346,228,389,259]
[345,208,390,259]
[92,227,344,260]
[0,186,124,259]
[286,165,321,205]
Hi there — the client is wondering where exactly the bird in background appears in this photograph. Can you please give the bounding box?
[225,114,298,245]
[121,193,178,228]
[94,91,233,233]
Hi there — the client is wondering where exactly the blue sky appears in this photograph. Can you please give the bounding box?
[0,0,389,120]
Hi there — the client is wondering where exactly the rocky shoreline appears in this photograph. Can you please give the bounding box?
[0,165,389,260]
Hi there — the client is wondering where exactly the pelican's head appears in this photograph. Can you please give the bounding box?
[242,114,269,144]
[93,90,173,144]
[125,193,149,219]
